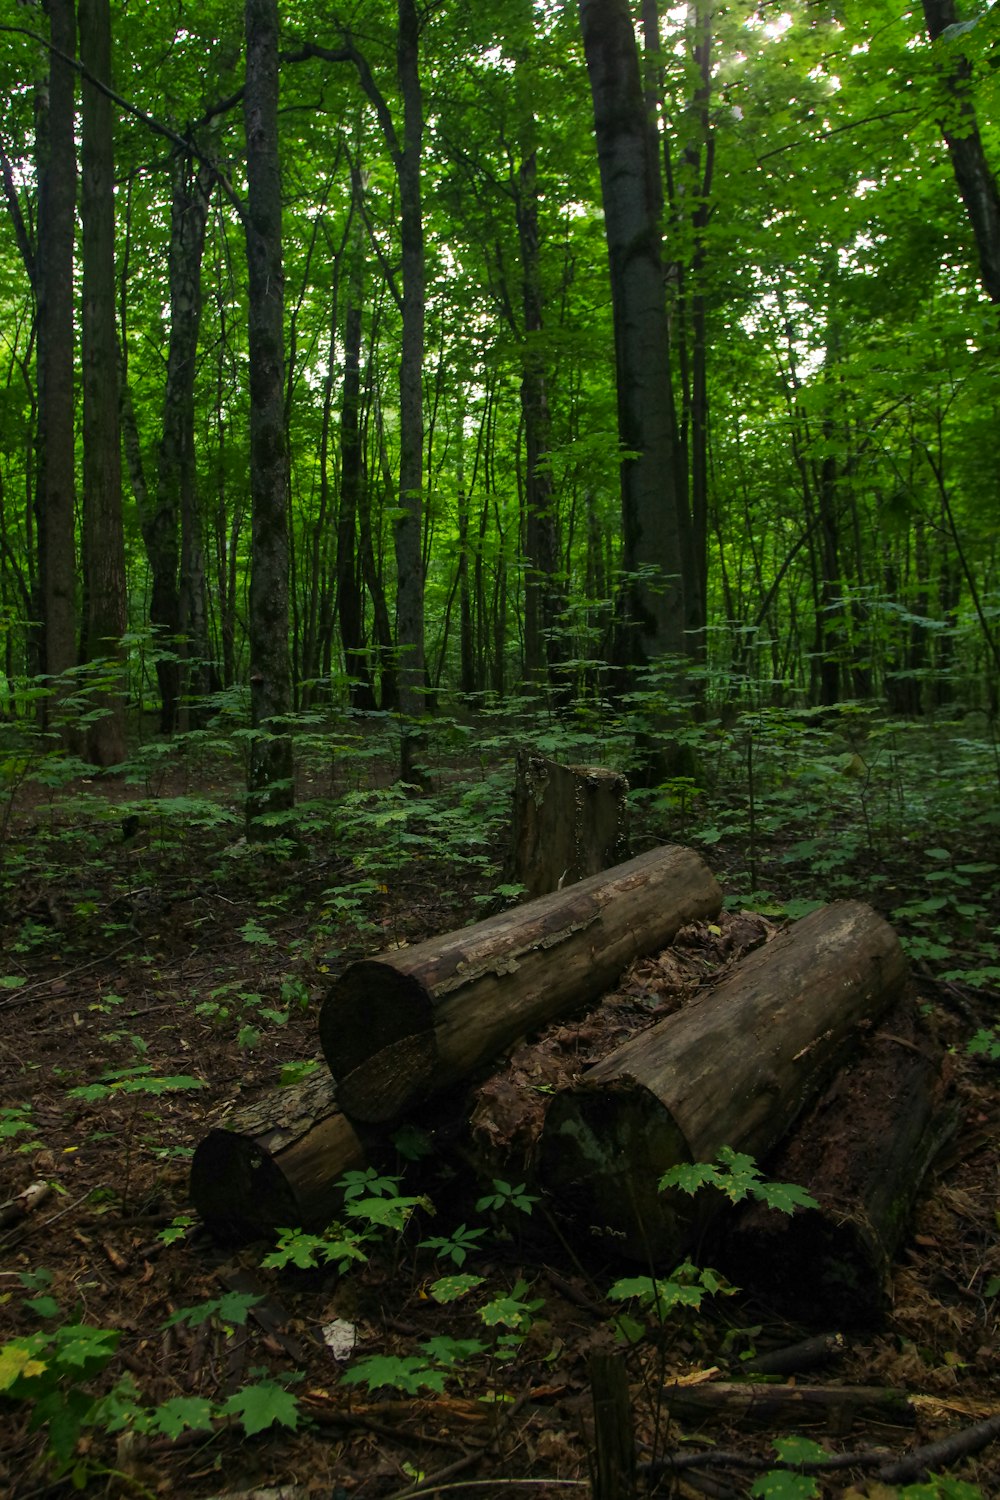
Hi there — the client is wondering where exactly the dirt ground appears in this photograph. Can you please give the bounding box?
[1,763,999,1500]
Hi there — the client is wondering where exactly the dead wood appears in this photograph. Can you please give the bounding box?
[539,900,908,1261]
[722,1001,959,1325]
[319,844,722,1125]
[505,750,630,898]
[189,1069,365,1243]
[660,1379,917,1429]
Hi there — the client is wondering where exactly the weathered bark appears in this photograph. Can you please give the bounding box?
[921,0,1000,304]
[320,844,722,1125]
[590,1353,636,1500]
[504,751,630,899]
[34,0,77,707]
[79,0,127,766]
[578,0,688,667]
[189,1070,365,1243]
[722,1003,957,1326]
[539,901,908,1262]
[660,1380,917,1430]
[244,0,294,828]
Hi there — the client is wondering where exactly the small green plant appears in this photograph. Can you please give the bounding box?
[659,1146,820,1214]
[0,1104,42,1153]
[420,1222,487,1267]
[475,1178,539,1216]
[67,1065,204,1104]
[967,1028,1000,1062]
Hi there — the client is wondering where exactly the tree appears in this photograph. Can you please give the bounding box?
[33,0,77,714]
[578,0,689,671]
[79,0,127,766]
[244,0,294,828]
[921,0,1000,304]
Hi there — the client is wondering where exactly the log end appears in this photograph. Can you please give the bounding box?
[190,1128,302,1244]
[538,1082,693,1261]
[319,960,437,1122]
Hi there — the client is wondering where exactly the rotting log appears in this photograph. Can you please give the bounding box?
[539,900,908,1262]
[319,844,722,1125]
[660,1380,917,1430]
[189,1069,365,1243]
[720,1002,958,1326]
[504,750,630,899]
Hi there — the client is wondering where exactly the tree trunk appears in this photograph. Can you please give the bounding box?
[921,0,1000,304]
[79,0,127,767]
[394,0,427,781]
[34,0,78,714]
[319,844,722,1125]
[722,1002,957,1326]
[504,751,630,899]
[578,0,688,668]
[337,177,376,710]
[539,901,908,1262]
[189,1070,365,1244]
[244,0,294,829]
[146,152,213,732]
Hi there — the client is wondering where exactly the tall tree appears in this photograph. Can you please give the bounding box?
[578,0,689,668]
[921,0,1000,304]
[244,0,294,827]
[34,0,77,713]
[79,0,127,765]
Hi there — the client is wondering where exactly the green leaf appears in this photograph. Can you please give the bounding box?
[772,1436,827,1464]
[219,1380,299,1435]
[150,1396,216,1439]
[748,1473,818,1499]
[342,1355,446,1396]
[429,1273,485,1304]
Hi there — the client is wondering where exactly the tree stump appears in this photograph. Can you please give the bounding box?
[505,750,630,898]
[319,844,722,1125]
[189,1069,365,1243]
[539,901,908,1262]
[720,1001,958,1325]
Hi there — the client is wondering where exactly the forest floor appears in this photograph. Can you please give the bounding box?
[1,708,999,1500]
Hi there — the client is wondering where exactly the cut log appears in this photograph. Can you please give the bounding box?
[539,900,908,1262]
[189,1069,365,1243]
[504,750,630,898]
[720,1003,958,1326]
[319,844,722,1125]
[659,1380,917,1430]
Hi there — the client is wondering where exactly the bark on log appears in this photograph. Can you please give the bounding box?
[319,844,722,1125]
[721,1004,958,1326]
[539,900,908,1262]
[504,751,630,898]
[660,1380,917,1430]
[189,1069,365,1243]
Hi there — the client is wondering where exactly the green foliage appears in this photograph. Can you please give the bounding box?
[420,1222,487,1267]
[67,1065,205,1103]
[659,1147,820,1214]
[475,1178,539,1216]
[0,1103,42,1152]
[609,1261,735,1324]
[967,1028,1000,1062]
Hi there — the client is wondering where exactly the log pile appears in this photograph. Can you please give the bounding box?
[189,819,953,1321]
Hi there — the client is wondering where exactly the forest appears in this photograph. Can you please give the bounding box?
[1,0,999,1497]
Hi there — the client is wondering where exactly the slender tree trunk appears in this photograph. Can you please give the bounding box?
[79,0,127,766]
[35,0,78,716]
[578,0,688,670]
[517,143,562,689]
[142,153,213,733]
[395,0,427,780]
[244,0,294,829]
[921,0,1000,304]
[338,181,376,710]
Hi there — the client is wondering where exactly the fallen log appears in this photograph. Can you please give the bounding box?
[189,1069,365,1243]
[539,900,908,1262]
[720,1002,958,1326]
[659,1380,917,1430]
[504,751,630,898]
[319,844,722,1125]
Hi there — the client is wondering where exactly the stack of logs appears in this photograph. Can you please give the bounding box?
[191,756,955,1324]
